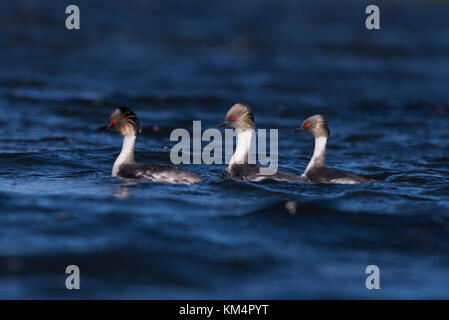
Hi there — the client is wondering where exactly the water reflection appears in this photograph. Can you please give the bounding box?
[111,179,139,199]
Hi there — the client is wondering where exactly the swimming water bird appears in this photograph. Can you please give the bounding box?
[295,114,369,184]
[218,103,304,182]
[103,107,202,185]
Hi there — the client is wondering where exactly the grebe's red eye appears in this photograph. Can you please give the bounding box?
[232,116,237,121]
[111,119,116,124]
[305,123,310,128]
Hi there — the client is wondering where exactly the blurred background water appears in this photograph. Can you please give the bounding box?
[0,0,448,299]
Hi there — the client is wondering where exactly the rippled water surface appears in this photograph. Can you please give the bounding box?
[0,0,448,299]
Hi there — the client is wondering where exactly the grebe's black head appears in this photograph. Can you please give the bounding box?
[218,103,256,130]
[104,107,141,136]
[295,114,330,138]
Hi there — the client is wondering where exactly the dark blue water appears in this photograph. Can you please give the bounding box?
[0,0,448,299]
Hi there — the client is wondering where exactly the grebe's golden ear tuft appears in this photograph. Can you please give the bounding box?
[219,103,256,130]
[108,107,141,136]
[298,114,330,138]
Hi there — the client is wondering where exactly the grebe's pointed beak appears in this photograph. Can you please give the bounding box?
[99,121,114,131]
[294,127,303,133]
[217,120,230,128]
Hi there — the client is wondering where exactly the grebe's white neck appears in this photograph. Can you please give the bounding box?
[304,136,327,176]
[228,128,255,171]
[112,134,137,176]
